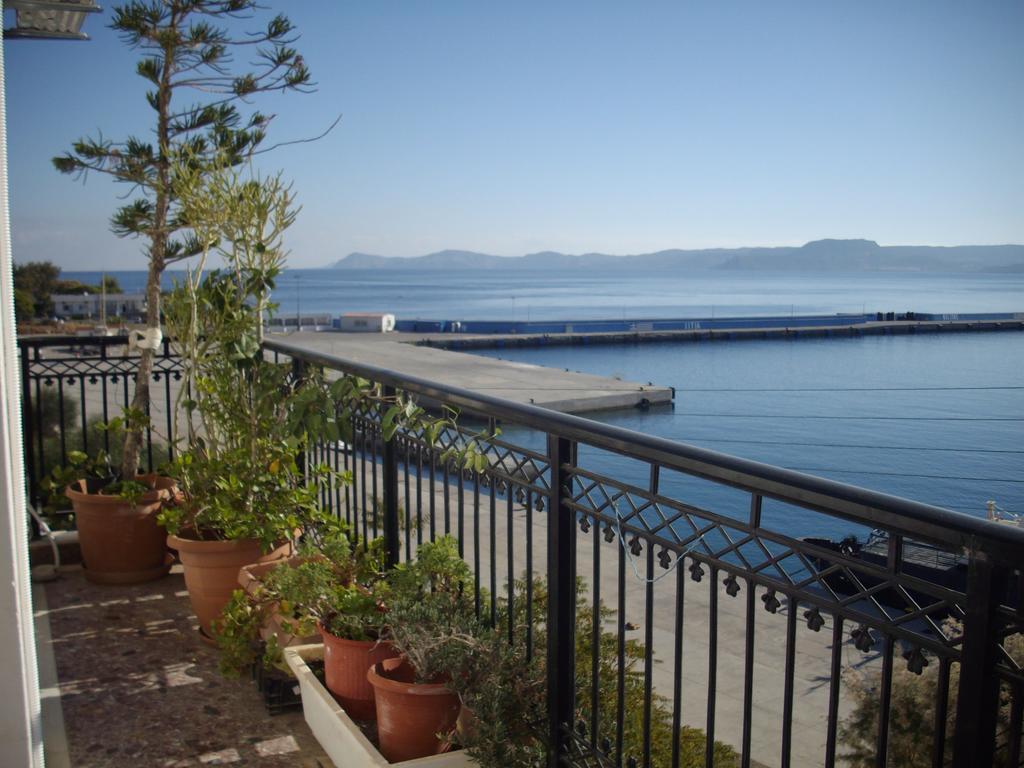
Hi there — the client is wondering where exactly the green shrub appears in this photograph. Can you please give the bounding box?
[419,574,739,768]
[840,621,1024,767]
[215,528,390,677]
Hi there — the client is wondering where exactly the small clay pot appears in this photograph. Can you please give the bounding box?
[66,474,175,585]
[319,626,398,721]
[367,657,461,762]
[168,533,292,641]
[238,558,321,648]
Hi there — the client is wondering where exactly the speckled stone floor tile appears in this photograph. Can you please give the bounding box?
[40,565,331,767]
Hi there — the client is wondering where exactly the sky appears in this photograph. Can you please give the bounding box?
[4,1,1023,269]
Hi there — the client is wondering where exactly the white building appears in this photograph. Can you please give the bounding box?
[339,312,396,333]
[51,293,146,320]
[264,313,333,332]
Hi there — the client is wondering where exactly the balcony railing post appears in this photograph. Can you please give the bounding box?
[290,357,307,482]
[952,547,1005,767]
[381,385,400,568]
[546,434,576,766]
[19,343,37,510]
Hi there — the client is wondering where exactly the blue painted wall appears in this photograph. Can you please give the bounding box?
[393,311,1022,335]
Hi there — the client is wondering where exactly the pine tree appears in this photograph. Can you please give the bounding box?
[53,1,312,479]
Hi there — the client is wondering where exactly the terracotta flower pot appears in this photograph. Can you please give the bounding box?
[238,558,321,648]
[367,657,461,762]
[320,625,398,721]
[66,474,175,585]
[168,533,292,641]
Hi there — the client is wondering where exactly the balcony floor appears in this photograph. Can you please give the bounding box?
[34,564,330,767]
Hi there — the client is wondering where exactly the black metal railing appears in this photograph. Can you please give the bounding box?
[267,336,1024,768]
[18,334,1024,767]
[19,335,182,510]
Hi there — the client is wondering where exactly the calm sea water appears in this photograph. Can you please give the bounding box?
[474,332,1024,540]
[66,268,1023,537]
[67,267,1024,320]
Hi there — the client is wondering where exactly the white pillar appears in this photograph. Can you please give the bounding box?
[0,30,45,768]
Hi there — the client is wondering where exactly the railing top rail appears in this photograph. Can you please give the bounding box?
[265,336,1024,559]
[18,334,135,348]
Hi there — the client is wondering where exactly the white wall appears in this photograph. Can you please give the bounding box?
[0,30,45,768]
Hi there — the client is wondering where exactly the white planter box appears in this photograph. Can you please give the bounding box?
[284,644,476,768]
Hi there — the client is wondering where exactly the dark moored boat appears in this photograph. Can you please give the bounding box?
[802,530,968,610]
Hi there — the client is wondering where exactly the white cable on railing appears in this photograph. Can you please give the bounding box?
[611,498,706,585]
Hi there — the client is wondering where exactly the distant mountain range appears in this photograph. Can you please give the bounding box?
[330,239,1024,273]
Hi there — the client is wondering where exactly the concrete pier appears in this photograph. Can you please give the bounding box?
[281,332,674,413]
[414,317,1024,352]
[279,316,1022,413]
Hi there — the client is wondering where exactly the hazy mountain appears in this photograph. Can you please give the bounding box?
[330,240,1024,273]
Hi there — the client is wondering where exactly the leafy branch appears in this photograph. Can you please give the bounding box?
[52,1,313,482]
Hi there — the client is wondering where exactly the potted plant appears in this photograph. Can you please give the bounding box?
[213,523,360,714]
[162,441,327,639]
[213,538,333,680]
[284,642,477,768]
[448,622,546,768]
[51,0,311,532]
[161,154,488,641]
[260,530,399,720]
[45,4,307,589]
[159,163,340,641]
[368,536,478,761]
[43,443,177,584]
[212,520,356,677]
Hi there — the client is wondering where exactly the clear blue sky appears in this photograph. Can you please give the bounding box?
[4,1,1023,269]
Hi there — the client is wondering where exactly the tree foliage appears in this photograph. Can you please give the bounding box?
[53,1,311,260]
[840,622,1024,767]
[14,288,36,323]
[13,261,60,318]
[53,275,124,296]
[52,0,312,480]
[13,261,126,321]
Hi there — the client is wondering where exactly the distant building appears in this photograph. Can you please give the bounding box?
[51,293,146,321]
[264,314,334,332]
[338,313,396,333]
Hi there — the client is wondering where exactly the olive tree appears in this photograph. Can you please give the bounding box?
[53,0,312,480]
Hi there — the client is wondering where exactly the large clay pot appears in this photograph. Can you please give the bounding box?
[66,474,175,585]
[238,558,321,648]
[367,657,461,762]
[168,533,292,641]
[320,625,398,721]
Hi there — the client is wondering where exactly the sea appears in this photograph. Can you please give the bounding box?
[70,267,1024,320]
[66,268,1024,539]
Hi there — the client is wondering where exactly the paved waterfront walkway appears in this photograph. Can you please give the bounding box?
[278,331,673,413]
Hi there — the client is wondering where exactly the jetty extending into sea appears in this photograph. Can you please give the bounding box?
[281,332,674,413]
[408,312,1024,352]
[281,311,1022,414]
